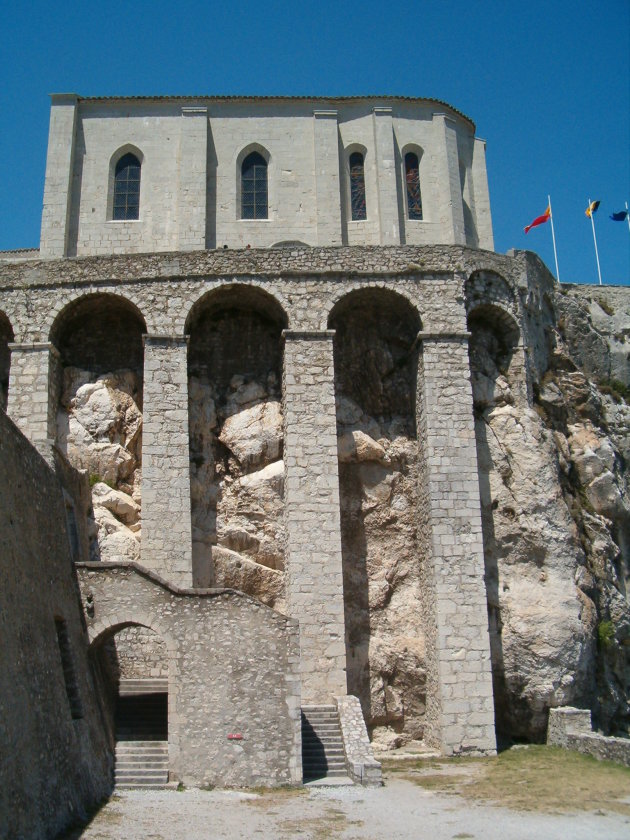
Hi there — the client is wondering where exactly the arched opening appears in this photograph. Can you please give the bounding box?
[51,294,146,563]
[240,151,268,219]
[349,151,367,221]
[0,311,14,412]
[91,623,168,786]
[186,286,287,604]
[404,151,423,220]
[466,302,521,742]
[328,289,425,750]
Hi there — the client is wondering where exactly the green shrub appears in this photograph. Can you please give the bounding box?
[597,620,615,649]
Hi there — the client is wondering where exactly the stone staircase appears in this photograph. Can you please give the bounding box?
[115,741,169,788]
[301,705,348,782]
[114,678,168,788]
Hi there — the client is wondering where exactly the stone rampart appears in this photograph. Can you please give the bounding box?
[0,411,112,840]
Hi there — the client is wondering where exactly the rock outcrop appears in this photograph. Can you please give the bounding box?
[189,374,285,607]
[470,284,630,741]
[57,367,142,562]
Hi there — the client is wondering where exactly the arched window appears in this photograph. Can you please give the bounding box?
[113,153,141,220]
[405,152,422,220]
[349,152,366,221]
[241,152,268,219]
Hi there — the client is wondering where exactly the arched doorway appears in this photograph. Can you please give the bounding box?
[92,622,169,787]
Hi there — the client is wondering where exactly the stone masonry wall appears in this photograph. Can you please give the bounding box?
[0,410,112,840]
[77,563,302,787]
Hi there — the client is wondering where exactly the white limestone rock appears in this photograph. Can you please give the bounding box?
[218,400,282,470]
[211,546,285,609]
[93,505,140,562]
[338,430,387,463]
[91,482,140,525]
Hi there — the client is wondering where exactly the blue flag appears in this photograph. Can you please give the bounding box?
[610,210,628,221]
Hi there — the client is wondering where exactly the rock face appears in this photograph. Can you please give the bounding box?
[57,367,142,562]
[331,296,425,751]
[470,285,630,741]
[189,374,286,608]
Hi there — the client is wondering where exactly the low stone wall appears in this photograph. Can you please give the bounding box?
[336,695,382,786]
[77,562,302,787]
[0,411,112,840]
[547,707,630,767]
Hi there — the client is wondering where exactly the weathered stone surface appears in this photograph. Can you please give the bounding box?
[57,367,143,563]
[218,399,282,470]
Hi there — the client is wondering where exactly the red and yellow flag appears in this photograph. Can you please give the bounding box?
[524,206,551,234]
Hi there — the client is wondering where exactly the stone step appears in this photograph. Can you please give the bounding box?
[115,771,168,783]
[116,757,169,768]
[302,705,336,712]
[115,741,168,750]
[301,706,347,783]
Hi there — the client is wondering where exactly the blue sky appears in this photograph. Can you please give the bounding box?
[1,0,628,285]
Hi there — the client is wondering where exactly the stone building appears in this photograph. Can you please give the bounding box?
[1,94,629,838]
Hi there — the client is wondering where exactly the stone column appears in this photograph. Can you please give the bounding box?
[471,137,494,251]
[282,330,347,702]
[7,342,60,451]
[372,106,401,245]
[40,94,78,259]
[141,335,192,587]
[313,110,343,246]
[432,113,466,245]
[178,106,208,251]
[417,331,496,755]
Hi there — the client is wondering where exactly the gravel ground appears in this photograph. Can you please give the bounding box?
[64,778,630,839]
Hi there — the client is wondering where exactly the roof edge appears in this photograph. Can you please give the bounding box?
[65,94,475,130]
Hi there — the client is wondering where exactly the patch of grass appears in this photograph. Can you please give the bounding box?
[597,297,615,316]
[176,782,186,792]
[89,473,115,489]
[385,745,630,815]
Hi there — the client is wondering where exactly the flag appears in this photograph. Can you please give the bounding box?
[610,210,628,221]
[585,200,600,218]
[524,206,551,234]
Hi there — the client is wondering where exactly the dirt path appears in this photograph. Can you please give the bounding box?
[64,777,630,840]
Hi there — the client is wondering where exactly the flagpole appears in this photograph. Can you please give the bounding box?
[588,197,603,285]
[548,194,560,282]
[626,201,630,236]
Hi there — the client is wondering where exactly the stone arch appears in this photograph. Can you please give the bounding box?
[0,310,15,411]
[90,617,172,746]
[467,301,521,411]
[186,284,288,600]
[465,269,517,317]
[51,293,147,563]
[324,282,422,332]
[328,286,425,747]
[327,287,422,425]
[50,292,147,374]
[271,240,310,248]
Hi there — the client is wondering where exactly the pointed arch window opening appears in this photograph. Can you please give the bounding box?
[405,152,423,220]
[349,152,366,221]
[241,152,268,219]
[113,153,141,221]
